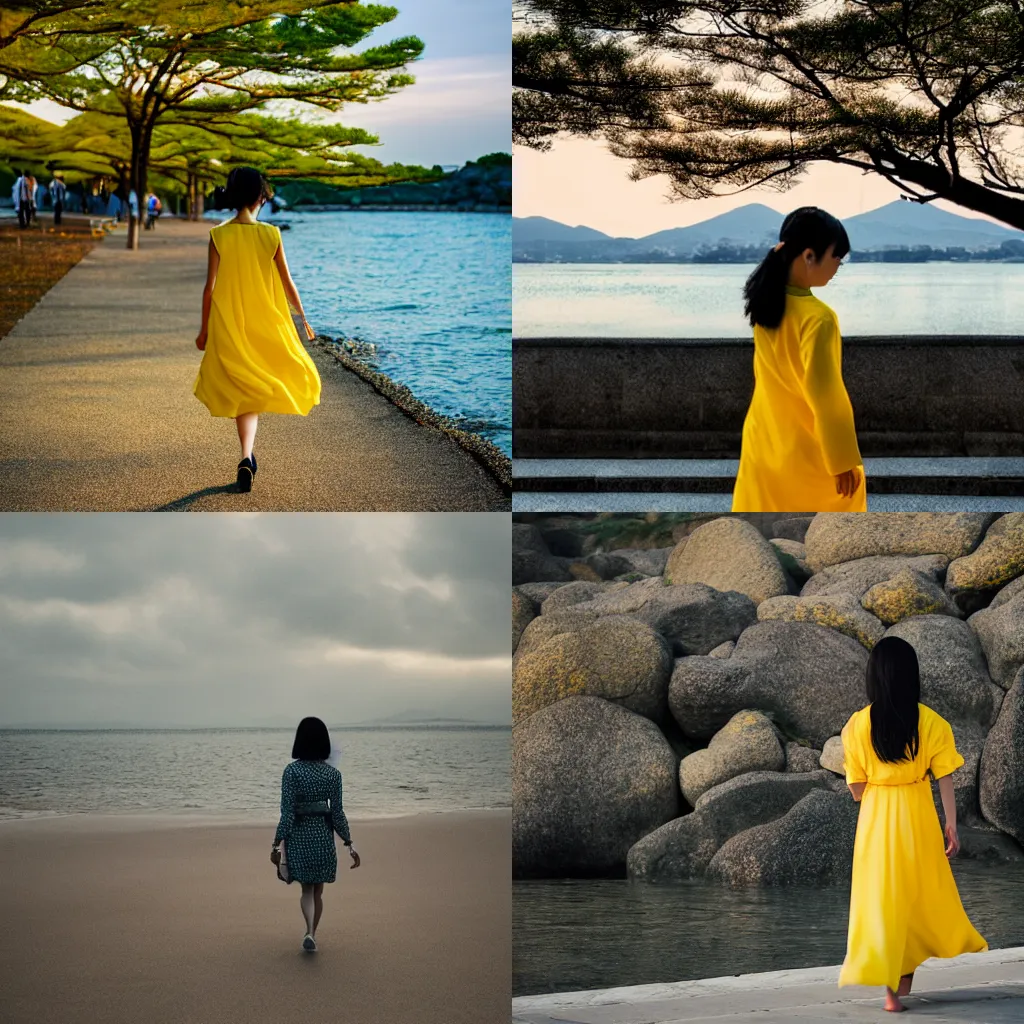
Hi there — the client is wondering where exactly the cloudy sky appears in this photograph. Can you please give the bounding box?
[0,514,510,729]
[12,0,509,168]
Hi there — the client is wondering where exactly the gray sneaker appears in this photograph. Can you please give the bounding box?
[303,933,317,952]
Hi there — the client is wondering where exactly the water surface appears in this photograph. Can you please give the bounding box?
[0,727,510,822]
[513,262,1024,339]
[513,865,1024,996]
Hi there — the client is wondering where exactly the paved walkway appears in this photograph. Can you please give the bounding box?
[513,493,1024,511]
[512,947,1024,1023]
[0,219,508,510]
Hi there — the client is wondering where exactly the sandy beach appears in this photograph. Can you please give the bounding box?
[0,810,510,1024]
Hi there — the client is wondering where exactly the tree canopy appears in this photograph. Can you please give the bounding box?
[513,0,1024,230]
[4,1,424,245]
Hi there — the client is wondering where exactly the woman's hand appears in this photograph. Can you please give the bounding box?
[349,847,361,869]
[835,467,861,498]
[944,823,960,858]
[195,329,207,351]
[300,317,315,342]
[270,848,282,866]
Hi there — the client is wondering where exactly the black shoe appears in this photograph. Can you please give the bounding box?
[250,452,257,477]
[237,457,254,493]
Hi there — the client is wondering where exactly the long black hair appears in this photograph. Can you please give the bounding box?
[292,716,331,761]
[742,207,851,329]
[212,166,274,212]
[865,636,921,764]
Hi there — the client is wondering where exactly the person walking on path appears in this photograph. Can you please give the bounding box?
[271,717,361,953]
[48,174,67,227]
[838,635,988,1013]
[732,207,867,512]
[145,192,162,229]
[194,166,320,493]
[12,171,31,229]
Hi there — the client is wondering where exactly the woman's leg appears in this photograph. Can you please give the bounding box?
[312,883,324,936]
[884,987,906,1013]
[235,412,258,460]
[299,884,315,935]
[897,973,914,997]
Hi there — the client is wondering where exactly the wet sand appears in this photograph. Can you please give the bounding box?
[0,810,510,1024]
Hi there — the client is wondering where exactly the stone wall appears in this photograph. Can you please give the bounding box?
[512,336,1024,457]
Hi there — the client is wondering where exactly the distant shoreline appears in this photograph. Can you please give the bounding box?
[513,256,1024,265]
[289,204,511,213]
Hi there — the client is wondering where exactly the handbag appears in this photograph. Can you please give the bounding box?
[271,845,292,884]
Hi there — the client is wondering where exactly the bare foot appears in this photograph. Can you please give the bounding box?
[897,973,914,998]
[884,988,906,1013]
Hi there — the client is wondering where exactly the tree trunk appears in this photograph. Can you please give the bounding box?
[127,121,153,250]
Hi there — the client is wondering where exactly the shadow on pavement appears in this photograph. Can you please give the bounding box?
[151,484,239,510]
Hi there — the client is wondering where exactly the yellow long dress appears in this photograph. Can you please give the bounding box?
[194,221,321,417]
[731,285,867,512]
[839,703,987,991]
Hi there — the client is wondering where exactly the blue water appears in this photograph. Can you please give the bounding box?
[258,211,510,455]
[513,262,1024,338]
[0,727,510,822]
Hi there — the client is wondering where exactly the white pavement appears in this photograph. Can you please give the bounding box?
[512,946,1024,1023]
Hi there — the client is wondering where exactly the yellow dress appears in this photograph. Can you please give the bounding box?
[194,221,321,417]
[839,703,987,991]
[731,285,867,511]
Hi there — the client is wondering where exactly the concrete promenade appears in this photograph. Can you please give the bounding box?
[512,946,1024,1023]
[0,219,508,510]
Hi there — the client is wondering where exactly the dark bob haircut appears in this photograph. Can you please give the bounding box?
[743,207,851,329]
[212,166,274,212]
[292,716,331,761]
[865,635,921,765]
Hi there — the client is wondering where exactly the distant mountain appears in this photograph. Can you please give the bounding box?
[513,216,613,243]
[354,710,500,727]
[513,200,1024,262]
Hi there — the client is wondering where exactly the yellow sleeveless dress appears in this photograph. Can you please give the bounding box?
[731,285,867,512]
[839,703,987,991]
[194,221,321,417]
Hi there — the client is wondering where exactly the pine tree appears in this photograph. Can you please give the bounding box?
[514,0,1024,229]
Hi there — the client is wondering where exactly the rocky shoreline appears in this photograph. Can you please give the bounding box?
[314,333,511,493]
[512,513,1024,884]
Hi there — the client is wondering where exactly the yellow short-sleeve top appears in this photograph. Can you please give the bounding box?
[841,703,964,786]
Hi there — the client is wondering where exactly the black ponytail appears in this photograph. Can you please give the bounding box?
[212,166,274,212]
[865,635,921,764]
[742,206,851,329]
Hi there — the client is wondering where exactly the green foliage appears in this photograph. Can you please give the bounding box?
[470,152,512,167]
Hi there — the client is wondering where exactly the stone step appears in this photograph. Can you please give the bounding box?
[513,457,1024,496]
[513,492,1024,512]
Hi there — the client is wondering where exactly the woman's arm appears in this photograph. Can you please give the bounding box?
[332,770,352,845]
[272,239,314,339]
[937,773,960,856]
[847,781,866,802]
[801,314,863,477]
[273,765,296,848]
[196,238,220,350]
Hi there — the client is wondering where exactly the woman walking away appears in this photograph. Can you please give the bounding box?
[732,207,866,512]
[271,716,361,952]
[194,166,321,493]
[839,636,987,1012]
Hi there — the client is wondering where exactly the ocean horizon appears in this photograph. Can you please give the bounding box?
[0,726,510,822]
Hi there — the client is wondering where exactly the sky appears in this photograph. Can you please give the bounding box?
[513,138,1011,238]
[0,514,511,729]
[12,0,510,168]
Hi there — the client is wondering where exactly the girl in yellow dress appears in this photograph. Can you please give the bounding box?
[732,207,867,512]
[839,635,987,1013]
[194,166,321,492]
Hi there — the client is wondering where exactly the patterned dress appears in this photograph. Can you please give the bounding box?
[274,759,352,884]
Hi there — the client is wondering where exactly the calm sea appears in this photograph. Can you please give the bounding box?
[0,727,510,822]
[262,211,511,455]
[513,262,1024,338]
[514,866,1024,995]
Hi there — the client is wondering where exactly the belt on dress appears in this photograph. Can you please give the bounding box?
[865,777,930,786]
[294,799,332,816]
